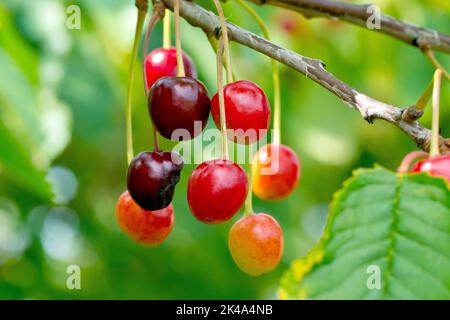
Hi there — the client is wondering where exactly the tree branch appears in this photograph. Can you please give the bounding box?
[248,0,450,54]
[157,0,449,153]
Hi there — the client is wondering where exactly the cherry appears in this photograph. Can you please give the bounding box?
[116,191,174,246]
[187,160,248,224]
[229,213,283,276]
[145,48,196,90]
[149,77,211,140]
[211,80,271,144]
[127,151,183,211]
[252,144,301,200]
[410,154,450,182]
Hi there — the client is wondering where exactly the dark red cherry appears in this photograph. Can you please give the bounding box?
[145,48,196,90]
[211,80,270,144]
[187,160,248,224]
[127,151,183,210]
[411,154,450,182]
[149,77,211,140]
[116,191,174,246]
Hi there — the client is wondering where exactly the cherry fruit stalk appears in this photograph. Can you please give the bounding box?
[229,213,283,276]
[127,151,183,211]
[116,191,174,246]
[211,80,271,144]
[187,160,248,224]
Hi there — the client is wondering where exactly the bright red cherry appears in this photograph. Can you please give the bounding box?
[411,154,450,182]
[211,80,271,144]
[229,213,283,276]
[149,77,211,140]
[116,191,174,246]
[252,144,301,200]
[144,48,196,90]
[187,160,248,224]
[127,151,183,211]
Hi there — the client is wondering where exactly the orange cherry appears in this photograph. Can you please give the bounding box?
[228,213,283,276]
[252,144,300,200]
[116,191,174,246]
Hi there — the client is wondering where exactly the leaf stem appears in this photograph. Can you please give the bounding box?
[174,0,185,77]
[397,151,429,173]
[163,9,172,49]
[430,69,442,157]
[236,0,281,144]
[125,8,147,163]
[213,0,233,84]
[414,77,434,112]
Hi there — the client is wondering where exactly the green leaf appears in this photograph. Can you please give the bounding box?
[280,167,450,300]
[0,121,53,201]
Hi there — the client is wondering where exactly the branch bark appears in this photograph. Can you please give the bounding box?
[248,0,450,54]
[157,0,449,153]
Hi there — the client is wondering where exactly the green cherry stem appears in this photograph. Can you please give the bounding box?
[216,40,230,160]
[430,69,442,157]
[236,0,281,145]
[125,7,147,163]
[174,0,185,77]
[207,36,237,82]
[163,9,171,49]
[142,10,161,152]
[213,0,233,84]
[244,165,255,216]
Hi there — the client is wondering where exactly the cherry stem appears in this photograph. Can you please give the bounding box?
[207,36,236,82]
[125,8,147,163]
[213,0,233,84]
[163,9,171,49]
[423,48,450,81]
[216,39,229,160]
[430,69,442,157]
[397,151,429,173]
[174,0,185,77]
[142,10,161,152]
[236,0,281,145]
[244,165,254,216]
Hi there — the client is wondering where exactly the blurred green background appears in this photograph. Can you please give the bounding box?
[0,0,448,299]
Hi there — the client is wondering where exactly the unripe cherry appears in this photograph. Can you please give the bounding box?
[252,144,301,200]
[116,191,174,246]
[211,80,270,144]
[229,213,283,276]
[187,160,248,224]
[144,48,196,90]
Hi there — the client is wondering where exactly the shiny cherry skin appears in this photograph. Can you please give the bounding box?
[149,77,211,140]
[187,160,248,224]
[145,48,196,90]
[211,80,271,144]
[127,151,183,211]
[411,154,450,182]
[229,213,283,276]
[116,191,174,246]
[252,144,301,200]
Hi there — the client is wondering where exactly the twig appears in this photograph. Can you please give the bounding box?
[247,0,450,54]
[158,0,449,154]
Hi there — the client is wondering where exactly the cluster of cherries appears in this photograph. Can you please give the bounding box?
[116,37,301,275]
